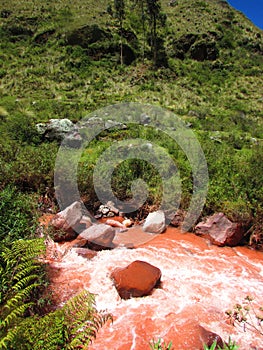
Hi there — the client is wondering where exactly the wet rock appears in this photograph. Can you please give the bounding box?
[73,248,98,259]
[111,260,161,299]
[122,219,133,227]
[69,236,88,248]
[143,210,166,234]
[78,223,115,250]
[199,325,224,349]
[105,219,127,229]
[51,202,82,241]
[170,209,186,228]
[52,229,77,242]
[195,212,244,246]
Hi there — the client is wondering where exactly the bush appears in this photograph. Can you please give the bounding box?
[0,186,39,243]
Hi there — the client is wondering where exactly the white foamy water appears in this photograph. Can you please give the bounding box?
[46,227,263,350]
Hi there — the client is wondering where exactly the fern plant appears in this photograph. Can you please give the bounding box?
[0,238,112,350]
[10,290,113,350]
[0,238,46,349]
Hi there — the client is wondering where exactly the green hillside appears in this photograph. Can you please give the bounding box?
[0,0,262,244]
[0,1,263,349]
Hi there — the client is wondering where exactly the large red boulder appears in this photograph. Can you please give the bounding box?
[111,260,161,299]
[195,212,244,246]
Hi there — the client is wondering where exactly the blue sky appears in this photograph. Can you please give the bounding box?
[227,0,263,30]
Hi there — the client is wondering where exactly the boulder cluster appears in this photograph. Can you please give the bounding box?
[43,201,245,300]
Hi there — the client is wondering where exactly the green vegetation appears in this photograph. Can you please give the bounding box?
[0,239,112,350]
[203,338,239,350]
[149,337,173,350]
[0,0,262,229]
[0,0,262,345]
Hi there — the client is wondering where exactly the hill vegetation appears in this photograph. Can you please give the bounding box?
[0,0,262,244]
[0,0,263,348]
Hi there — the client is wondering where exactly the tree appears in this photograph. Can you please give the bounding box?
[114,0,125,65]
[132,0,147,60]
[146,0,167,66]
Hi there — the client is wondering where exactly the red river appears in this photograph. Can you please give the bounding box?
[45,225,263,350]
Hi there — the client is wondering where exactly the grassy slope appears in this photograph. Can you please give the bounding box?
[0,0,262,244]
[0,0,262,128]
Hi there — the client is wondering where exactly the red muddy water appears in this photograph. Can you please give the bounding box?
[45,224,263,350]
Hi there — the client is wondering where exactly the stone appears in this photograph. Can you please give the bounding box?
[105,219,127,229]
[80,215,93,228]
[78,224,115,250]
[172,33,219,61]
[199,325,224,349]
[111,260,161,299]
[140,113,151,125]
[170,209,186,228]
[64,132,82,148]
[73,248,98,260]
[105,120,127,130]
[66,24,112,48]
[190,40,219,61]
[106,201,119,215]
[143,210,166,234]
[52,229,77,242]
[36,118,75,141]
[195,212,244,246]
[122,219,133,227]
[50,202,82,241]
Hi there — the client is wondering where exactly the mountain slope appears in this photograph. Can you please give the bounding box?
[0,0,262,246]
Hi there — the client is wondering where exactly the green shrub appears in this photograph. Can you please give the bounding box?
[0,186,39,243]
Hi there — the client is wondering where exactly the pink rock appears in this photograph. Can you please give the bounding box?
[195,212,244,246]
[143,210,166,234]
[111,260,161,299]
[78,224,115,250]
[51,201,82,231]
[105,219,127,229]
[50,202,82,242]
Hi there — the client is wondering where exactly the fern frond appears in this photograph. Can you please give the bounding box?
[0,238,46,350]
[0,326,20,350]
[12,275,40,292]
[5,283,40,310]
[62,290,113,349]
[1,302,34,329]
